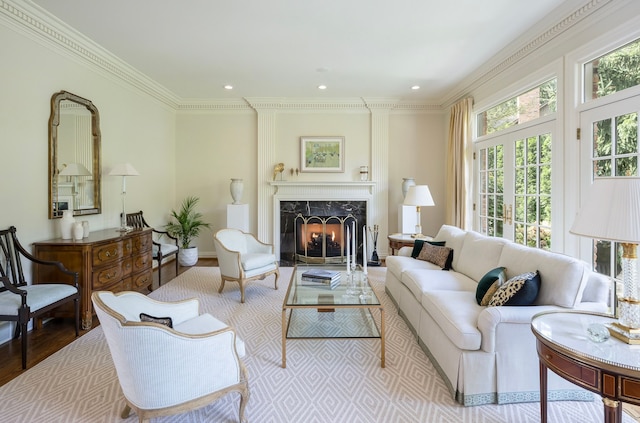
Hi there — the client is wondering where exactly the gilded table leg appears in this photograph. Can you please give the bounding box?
[380,307,386,368]
[281,307,287,368]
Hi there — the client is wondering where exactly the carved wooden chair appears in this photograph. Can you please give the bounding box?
[213,228,279,303]
[0,226,79,369]
[125,211,179,286]
[92,290,249,423]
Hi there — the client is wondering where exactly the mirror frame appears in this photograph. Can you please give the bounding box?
[48,90,102,219]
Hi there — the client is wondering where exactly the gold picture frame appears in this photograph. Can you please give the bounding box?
[300,136,345,173]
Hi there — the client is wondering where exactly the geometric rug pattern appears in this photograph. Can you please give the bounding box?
[0,266,631,422]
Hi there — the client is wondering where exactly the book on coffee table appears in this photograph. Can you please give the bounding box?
[301,269,341,281]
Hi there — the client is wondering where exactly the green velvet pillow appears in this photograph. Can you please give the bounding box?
[488,271,541,307]
[475,267,506,305]
[411,239,446,258]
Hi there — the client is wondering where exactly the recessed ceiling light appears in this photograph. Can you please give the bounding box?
[318,85,327,90]
[224,85,233,90]
[411,85,420,90]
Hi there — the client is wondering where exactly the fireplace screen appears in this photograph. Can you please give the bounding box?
[294,213,356,264]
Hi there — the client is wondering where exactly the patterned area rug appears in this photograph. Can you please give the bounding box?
[0,267,630,422]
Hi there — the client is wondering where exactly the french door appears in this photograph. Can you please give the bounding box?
[475,121,554,248]
[579,96,640,279]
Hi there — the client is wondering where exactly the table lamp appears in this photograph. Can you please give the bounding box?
[403,185,435,238]
[59,163,91,211]
[570,177,640,343]
[109,163,139,231]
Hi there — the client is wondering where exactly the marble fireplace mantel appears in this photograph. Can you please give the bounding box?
[270,181,376,260]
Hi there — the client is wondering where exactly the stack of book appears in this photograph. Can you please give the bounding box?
[300,269,341,289]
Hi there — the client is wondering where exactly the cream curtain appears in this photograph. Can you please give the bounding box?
[446,97,473,229]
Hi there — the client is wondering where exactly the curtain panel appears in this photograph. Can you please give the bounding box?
[446,97,473,229]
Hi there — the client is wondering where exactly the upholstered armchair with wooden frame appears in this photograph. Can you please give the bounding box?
[125,211,179,286]
[0,226,79,369]
[92,290,249,423]
[213,228,279,303]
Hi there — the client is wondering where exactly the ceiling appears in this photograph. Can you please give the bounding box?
[31,0,577,103]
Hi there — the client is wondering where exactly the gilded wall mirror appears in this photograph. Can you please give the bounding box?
[48,90,101,218]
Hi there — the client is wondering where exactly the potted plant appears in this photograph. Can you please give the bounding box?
[165,196,211,266]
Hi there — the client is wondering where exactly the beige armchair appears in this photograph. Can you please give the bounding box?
[91,291,249,423]
[213,229,279,303]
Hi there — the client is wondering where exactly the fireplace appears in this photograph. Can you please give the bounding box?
[279,200,366,264]
[294,214,356,264]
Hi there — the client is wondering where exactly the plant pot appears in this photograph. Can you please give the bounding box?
[178,247,198,266]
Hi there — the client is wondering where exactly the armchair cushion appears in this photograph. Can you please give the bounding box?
[0,284,78,315]
[153,243,179,257]
[242,252,278,271]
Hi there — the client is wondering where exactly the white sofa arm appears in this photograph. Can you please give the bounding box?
[477,305,561,353]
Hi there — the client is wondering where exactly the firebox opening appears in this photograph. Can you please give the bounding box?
[295,214,356,264]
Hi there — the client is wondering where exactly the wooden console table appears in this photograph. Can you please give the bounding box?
[531,311,640,423]
[33,228,153,330]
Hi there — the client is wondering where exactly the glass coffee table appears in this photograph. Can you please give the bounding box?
[281,265,385,368]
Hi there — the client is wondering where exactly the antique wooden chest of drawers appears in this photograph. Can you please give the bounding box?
[33,228,153,329]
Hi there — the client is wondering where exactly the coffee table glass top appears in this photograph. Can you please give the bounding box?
[284,265,381,307]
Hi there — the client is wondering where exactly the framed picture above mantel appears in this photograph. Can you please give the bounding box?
[300,136,344,173]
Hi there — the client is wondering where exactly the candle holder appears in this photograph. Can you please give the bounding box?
[368,225,381,266]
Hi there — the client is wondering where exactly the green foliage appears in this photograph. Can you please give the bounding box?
[594,39,640,98]
[165,196,211,249]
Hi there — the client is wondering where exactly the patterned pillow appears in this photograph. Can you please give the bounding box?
[139,313,173,328]
[475,267,506,305]
[411,239,446,258]
[488,271,541,307]
[417,243,453,270]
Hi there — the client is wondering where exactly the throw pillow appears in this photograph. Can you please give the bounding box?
[475,266,506,305]
[481,280,501,306]
[488,271,541,307]
[411,239,446,258]
[416,243,453,270]
[139,313,173,328]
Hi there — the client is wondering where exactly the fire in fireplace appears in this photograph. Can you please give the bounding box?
[294,213,356,264]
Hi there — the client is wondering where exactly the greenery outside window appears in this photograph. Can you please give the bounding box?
[584,38,640,102]
[477,79,557,136]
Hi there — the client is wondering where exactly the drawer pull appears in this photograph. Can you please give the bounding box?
[545,354,552,360]
[105,272,116,279]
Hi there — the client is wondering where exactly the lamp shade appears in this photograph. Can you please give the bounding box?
[108,163,139,176]
[59,163,91,176]
[570,177,640,243]
[403,185,435,207]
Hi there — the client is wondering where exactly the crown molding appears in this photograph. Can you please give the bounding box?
[1,0,180,108]
[441,0,613,108]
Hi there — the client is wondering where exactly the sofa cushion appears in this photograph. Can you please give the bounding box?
[411,239,445,258]
[488,271,540,306]
[433,225,467,270]
[498,243,588,308]
[421,290,483,350]
[475,266,506,305]
[416,243,453,269]
[455,231,507,283]
[386,255,439,281]
[402,268,477,301]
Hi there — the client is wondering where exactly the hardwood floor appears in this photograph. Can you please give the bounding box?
[0,258,217,387]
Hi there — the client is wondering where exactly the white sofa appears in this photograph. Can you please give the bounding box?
[385,225,610,406]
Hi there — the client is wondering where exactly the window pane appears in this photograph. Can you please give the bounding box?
[496,170,504,194]
[593,119,612,157]
[515,223,525,244]
[540,164,551,195]
[540,133,551,164]
[527,197,537,224]
[595,159,612,176]
[488,170,495,193]
[527,136,538,165]
[477,79,557,136]
[526,225,538,247]
[616,156,637,176]
[527,167,538,194]
[616,112,638,155]
[515,139,525,166]
[540,195,551,224]
[515,168,525,194]
[480,149,487,171]
[585,38,640,101]
[515,195,525,222]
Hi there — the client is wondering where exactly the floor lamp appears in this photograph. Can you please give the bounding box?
[59,163,91,211]
[403,185,435,238]
[570,177,640,343]
[109,163,139,231]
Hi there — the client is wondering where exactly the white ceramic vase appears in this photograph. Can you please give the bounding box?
[402,177,416,199]
[178,247,198,266]
[230,178,244,204]
[60,210,75,240]
[72,222,84,240]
